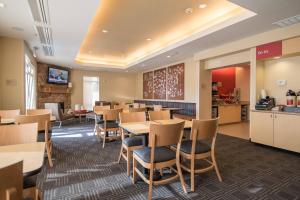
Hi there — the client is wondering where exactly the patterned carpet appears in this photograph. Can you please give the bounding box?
[37,122,300,200]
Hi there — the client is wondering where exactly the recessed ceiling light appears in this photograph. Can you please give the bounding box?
[185,8,193,15]
[0,2,6,8]
[146,38,152,41]
[199,4,207,9]
[166,55,171,58]
[102,29,108,33]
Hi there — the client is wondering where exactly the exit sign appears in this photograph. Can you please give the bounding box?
[256,41,282,60]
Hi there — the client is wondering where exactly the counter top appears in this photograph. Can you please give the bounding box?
[213,101,250,107]
[251,109,300,116]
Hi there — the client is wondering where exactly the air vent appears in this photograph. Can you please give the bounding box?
[42,45,54,56]
[273,14,300,27]
[28,0,54,56]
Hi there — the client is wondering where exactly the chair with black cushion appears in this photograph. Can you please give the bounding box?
[0,160,23,200]
[118,112,146,176]
[148,110,170,121]
[93,105,111,135]
[15,114,53,167]
[132,121,187,200]
[176,118,222,192]
[98,108,122,148]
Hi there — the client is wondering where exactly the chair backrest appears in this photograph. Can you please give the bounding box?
[102,109,122,121]
[129,107,146,113]
[0,123,38,146]
[133,103,140,108]
[94,105,111,113]
[26,109,52,115]
[15,114,50,132]
[190,118,219,146]
[149,121,185,147]
[0,160,23,200]
[148,110,170,121]
[114,104,128,110]
[0,109,20,119]
[139,104,146,108]
[153,105,162,111]
[119,112,146,123]
[45,103,61,120]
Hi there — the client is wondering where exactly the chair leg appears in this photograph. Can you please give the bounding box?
[177,158,187,193]
[212,152,222,182]
[59,121,62,128]
[102,133,106,148]
[35,188,39,200]
[132,156,137,184]
[126,150,131,176]
[160,168,163,176]
[46,143,53,167]
[118,146,123,163]
[191,158,195,192]
[148,167,154,200]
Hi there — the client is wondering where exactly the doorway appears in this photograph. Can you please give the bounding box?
[211,62,250,140]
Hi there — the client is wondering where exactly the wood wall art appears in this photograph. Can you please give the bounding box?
[143,71,153,99]
[153,68,166,99]
[167,63,184,100]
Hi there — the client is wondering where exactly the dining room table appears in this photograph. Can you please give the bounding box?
[0,142,45,177]
[0,115,56,125]
[162,107,184,118]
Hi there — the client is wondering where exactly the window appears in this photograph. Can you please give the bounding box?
[83,76,99,110]
[25,55,36,109]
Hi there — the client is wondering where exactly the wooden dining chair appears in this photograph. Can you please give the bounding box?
[148,110,170,121]
[132,121,187,200]
[0,160,23,200]
[26,109,52,115]
[98,108,122,148]
[129,107,146,112]
[133,103,140,108]
[0,123,38,146]
[15,114,53,167]
[176,118,222,192]
[0,109,20,119]
[153,105,162,111]
[0,123,40,200]
[93,105,111,134]
[118,112,146,176]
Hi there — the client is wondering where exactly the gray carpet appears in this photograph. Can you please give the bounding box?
[37,122,300,200]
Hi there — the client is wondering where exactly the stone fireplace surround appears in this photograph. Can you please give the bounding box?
[37,63,71,110]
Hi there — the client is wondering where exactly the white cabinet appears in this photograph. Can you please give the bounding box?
[274,113,300,153]
[251,111,300,153]
[250,111,274,146]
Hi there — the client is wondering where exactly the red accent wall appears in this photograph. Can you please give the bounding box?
[212,67,236,95]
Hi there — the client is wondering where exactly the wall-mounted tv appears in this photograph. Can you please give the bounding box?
[47,67,69,84]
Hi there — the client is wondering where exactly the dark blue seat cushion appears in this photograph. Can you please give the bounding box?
[23,175,36,189]
[123,136,143,147]
[37,130,52,142]
[99,121,119,129]
[133,147,175,163]
[179,140,211,154]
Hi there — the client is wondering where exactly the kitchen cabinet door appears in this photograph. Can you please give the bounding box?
[274,113,300,153]
[250,111,274,146]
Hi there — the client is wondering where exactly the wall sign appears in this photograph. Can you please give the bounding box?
[256,41,282,60]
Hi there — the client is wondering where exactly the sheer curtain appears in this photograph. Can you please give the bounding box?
[83,76,100,110]
[25,55,36,109]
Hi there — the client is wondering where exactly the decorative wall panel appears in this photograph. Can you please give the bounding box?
[143,71,153,99]
[153,68,166,99]
[167,63,184,100]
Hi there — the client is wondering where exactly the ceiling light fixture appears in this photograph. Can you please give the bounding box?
[166,55,171,58]
[199,4,207,9]
[185,8,193,15]
[0,2,6,8]
[102,29,108,33]
[146,38,151,41]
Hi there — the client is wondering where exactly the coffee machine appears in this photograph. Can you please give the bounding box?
[255,97,275,110]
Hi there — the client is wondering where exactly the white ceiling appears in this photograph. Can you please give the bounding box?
[0,0,300,72]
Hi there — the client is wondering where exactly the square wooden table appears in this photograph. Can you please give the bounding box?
[0,142,45,177]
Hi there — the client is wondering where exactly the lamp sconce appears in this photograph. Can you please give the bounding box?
[68,82,72,88]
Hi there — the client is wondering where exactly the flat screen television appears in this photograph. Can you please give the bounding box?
[47,67,69,84]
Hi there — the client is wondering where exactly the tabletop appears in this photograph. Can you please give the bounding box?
[119,119,192,135]
[0,116,56,124]
[0,142,45,176]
